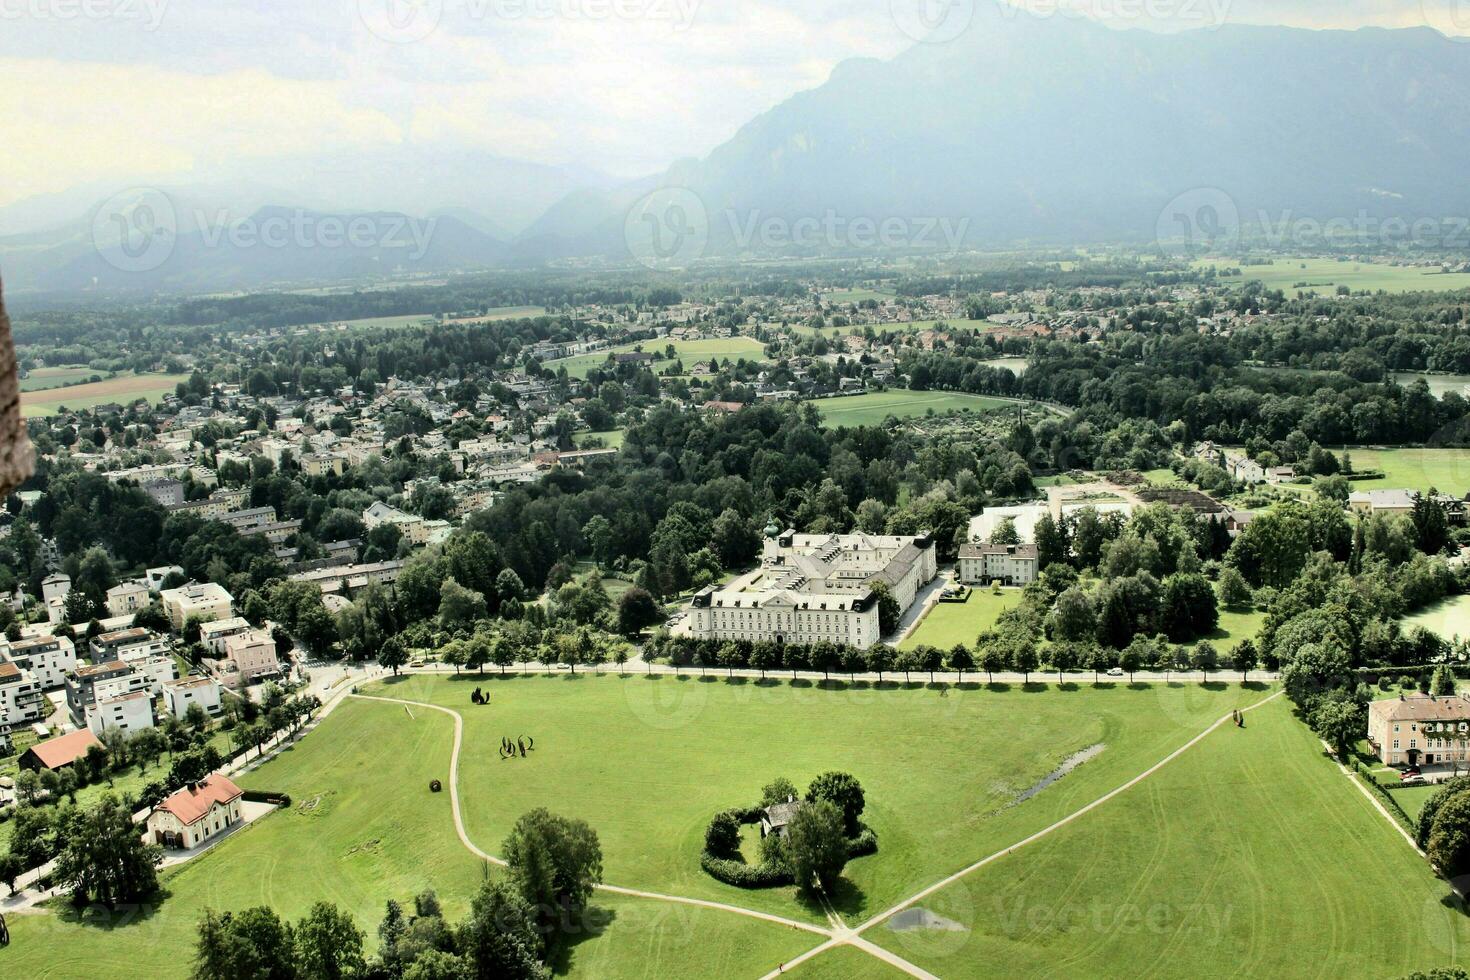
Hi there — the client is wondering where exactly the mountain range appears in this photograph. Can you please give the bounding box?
[6,10,1470,294]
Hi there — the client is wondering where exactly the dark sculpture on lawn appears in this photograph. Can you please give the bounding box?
[499,735,534,759]
[470,688,490,705]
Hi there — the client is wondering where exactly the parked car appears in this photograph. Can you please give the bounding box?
[1401,773,1427,786]
[1106,667,1124,676]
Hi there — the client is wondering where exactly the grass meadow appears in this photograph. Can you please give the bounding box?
[5,676,1450,978]
[19,373,187,417]
[867,695,1470,978]
[1197,257,1470,294]
[814,390,1015,428]
[546,338,768,379]
[1345,448,1470,496]
[900,589,1025,650]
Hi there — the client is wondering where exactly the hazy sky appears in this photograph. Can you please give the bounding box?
[1,0,1467,210]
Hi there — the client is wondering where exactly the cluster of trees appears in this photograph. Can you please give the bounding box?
[703,773,871,894]
[190,808,601,979]
[0,792,162,908]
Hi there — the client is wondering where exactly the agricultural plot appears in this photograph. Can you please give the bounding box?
[866,696,1470,979]
[813,390,1015,428]
[20,373,188,417]
[1197,257,1470,294]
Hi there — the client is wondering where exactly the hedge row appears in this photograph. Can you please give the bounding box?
[699,851,794,888]
[847,825,879,858]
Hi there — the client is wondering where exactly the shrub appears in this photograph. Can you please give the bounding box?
[847,825,879,858]
[699,852,793,888]
[704,811,741,859]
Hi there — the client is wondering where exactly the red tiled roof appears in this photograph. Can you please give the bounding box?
[23,728,102,769]
[157,775,243,826]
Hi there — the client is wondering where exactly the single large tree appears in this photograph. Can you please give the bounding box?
[503,809,604,936]
[806,771,866,836]
[54,794,162,909]
[294,902,366,980]
[785,800,849,893]
[457,878,549,979]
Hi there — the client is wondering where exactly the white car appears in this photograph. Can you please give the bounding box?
[1106,667,1124,677]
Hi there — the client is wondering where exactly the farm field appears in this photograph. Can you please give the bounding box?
[865,695,1470,979]
[377,673,1263,930]
[547,337,768,379]
[1197,257,1470,294]
[900,588,1024,650]
[18,366,102,392]
[1403,594,1470,643]
[0,698,815,979]
[1391,372,1470,398]
[822,288,895,304]
[20,373,186,417]
[814,390,1015,428]
[1345,448,1470,496]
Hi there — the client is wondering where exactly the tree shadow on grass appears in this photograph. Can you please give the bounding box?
[790,678,814,689]
[1088,681,1118,691]
[794,877,868,921]
[545,904,619,976]
[1018,682,1049,693]
[722,675,750,686]
[43,891,170,934]
[984,681,1012,693]
[1056,681,1081,692]
[1126,681,1152,691]
[1241,681,1270,692]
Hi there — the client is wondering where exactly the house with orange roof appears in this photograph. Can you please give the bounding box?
[18,727,103,771]
[146,775,245,849]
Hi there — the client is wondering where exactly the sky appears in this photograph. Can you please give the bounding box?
[1,0,1468,213]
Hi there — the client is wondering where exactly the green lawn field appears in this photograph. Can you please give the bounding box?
[373,673,1263,931]
[0,698,816,979]
[900,589,1024,650]
[18,367,102,392]
[822,288,895,304]
[573,429,626,449]
[1345,448,1470,496]
[20,373,186,417]
[1403,594,1470,643]
[865,695,1470,978]
[814,390,1015,428]
[1197,257,1470,295]
[547,338,768,378]
[789,318,1000,338]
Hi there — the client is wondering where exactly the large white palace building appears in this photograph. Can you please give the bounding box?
[685,528,937,649]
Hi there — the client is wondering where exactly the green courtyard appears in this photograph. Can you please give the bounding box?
[814,390,1016,428]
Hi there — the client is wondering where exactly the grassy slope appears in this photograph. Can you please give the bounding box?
[375,674,1264,927]
[815,391,1015,428]
[868,696,1470,978]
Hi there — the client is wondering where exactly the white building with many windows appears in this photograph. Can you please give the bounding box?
[685,529,937,650]
[956,543,1040,586]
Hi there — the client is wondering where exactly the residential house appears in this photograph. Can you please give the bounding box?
[18,728,103,771]
[105,580,151,618]
[956,543,1040,586]
[1368,693,1470,768]
[160,582,234,630]
[164,676,224,719]
[146,775,245,849]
